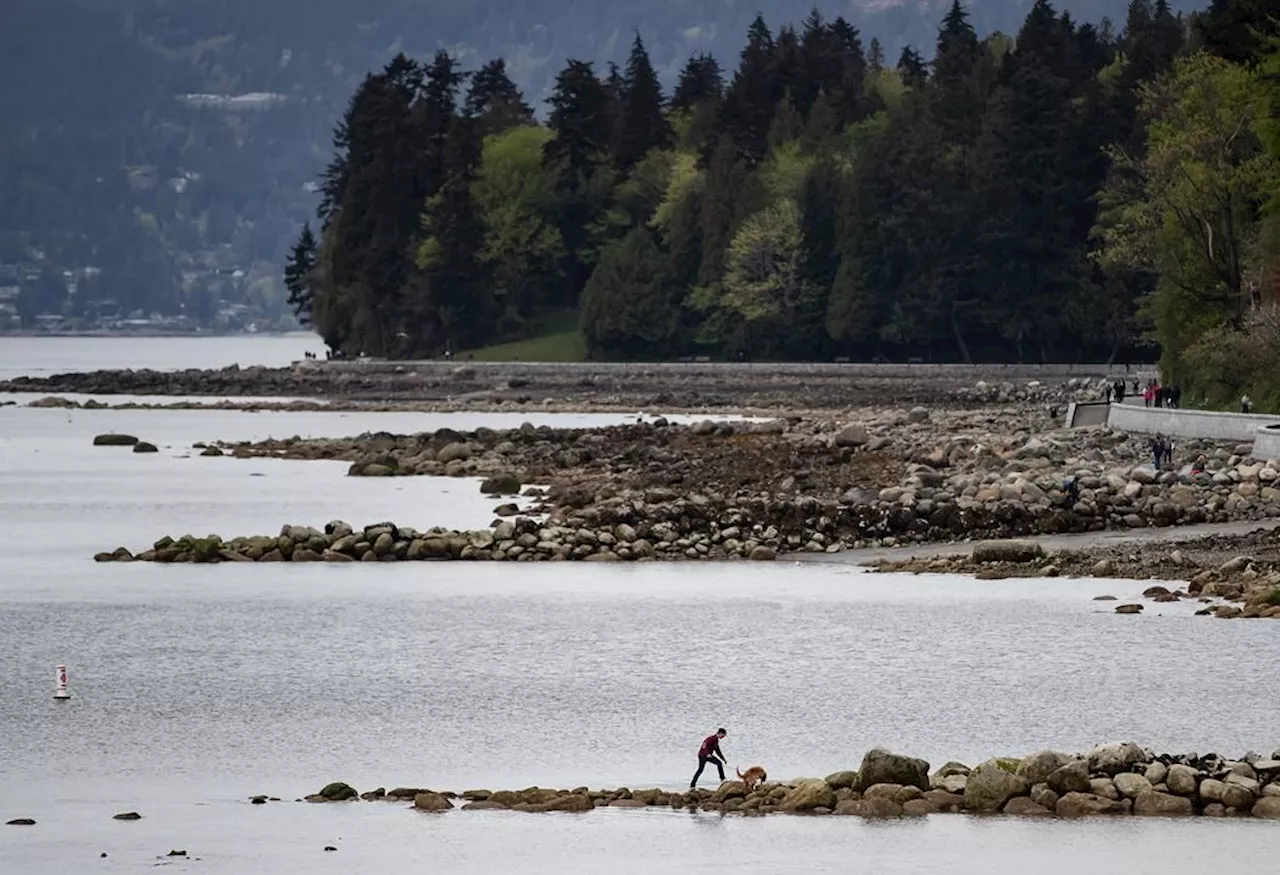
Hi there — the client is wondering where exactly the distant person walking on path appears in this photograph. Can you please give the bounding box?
[691,728,728,788]
[1144,382,1155,408]
[1242,395,1254,414]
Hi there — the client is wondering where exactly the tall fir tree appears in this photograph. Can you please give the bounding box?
[544,60,614,304]
[413,114,493,354]
[284,223,317,326]
[611,33,674,174]
[719,15,781,164]
[897,47,928,88]
[672,53,724,111]
[465,59,534,136]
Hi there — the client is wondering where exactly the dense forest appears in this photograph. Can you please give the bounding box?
[3,0,1201,324]
[291,0,1280,402]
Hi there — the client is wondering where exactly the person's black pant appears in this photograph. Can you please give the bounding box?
[691,755,725,787]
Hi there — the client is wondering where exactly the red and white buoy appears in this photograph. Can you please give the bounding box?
[54,665,70,700]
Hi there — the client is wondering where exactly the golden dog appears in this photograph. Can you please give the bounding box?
[736,766,767,792]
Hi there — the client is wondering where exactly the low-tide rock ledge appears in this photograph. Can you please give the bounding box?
[97,518,793,564]
[296,745,1280,819]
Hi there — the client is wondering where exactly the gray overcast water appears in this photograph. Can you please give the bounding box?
[2,338,1279,873]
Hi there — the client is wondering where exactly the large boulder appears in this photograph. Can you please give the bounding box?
[1016,750,1068,786]
[317,782,357,801]
[833,424,868,448]
[1046,760,1091,796]
[93,434,138,446]
[132,441,159,453]
[1003,797,1051,816]
[779,780,837,812]
[971,540,1044,563]
[1087,741,1147,775]
[964,760,1031,813]
[480,473,521,495]
[825,770,860,790]
[833,797,902,817]
[413,792,454,812]
[536,794,593,813]
[1113,772,1153,800]
[437,442,472,464]
[1165,764,1199,796]
[1055,792,1124,817]
[1133,791,1194,816]
[858,748,930,791]
[1253,798,1280,820]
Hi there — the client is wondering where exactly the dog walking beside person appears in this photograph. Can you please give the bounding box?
[690,728,727,788]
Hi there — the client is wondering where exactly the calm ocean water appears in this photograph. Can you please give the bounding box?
[0,333,327,380]
[2,338,1279,873]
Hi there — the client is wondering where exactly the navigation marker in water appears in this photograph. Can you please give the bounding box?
[54,664,70,700]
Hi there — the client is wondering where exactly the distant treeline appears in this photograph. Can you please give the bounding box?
[287,0,1280,394]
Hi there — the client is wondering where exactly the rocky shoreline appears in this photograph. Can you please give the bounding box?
[870,536,1280,619]
[94,411,1280,557]
[1,362,1138,411]
[289,745,1280,819]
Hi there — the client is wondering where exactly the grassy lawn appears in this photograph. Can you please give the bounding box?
[463,311,586,362]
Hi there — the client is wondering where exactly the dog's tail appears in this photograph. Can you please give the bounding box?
[736,767,744,780]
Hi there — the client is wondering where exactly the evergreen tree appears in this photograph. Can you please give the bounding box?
[413,115,493,354]
[830,17,869,124]
[544,60,613,183]
[465,59,534,136]
[581,227,682,358]
[611,33,674,174]
[672,53,724,111]
[543,60,614,303]
[417,51,466,201]
[321,55,426,356]
[897,47,928,88]
[796,10,839,119]
[868,37,885,74]
[284,223,317,326]
[719,15,781,164]
[932,0,985,143]
[1195,0,1280,65]
[792,159,842,357]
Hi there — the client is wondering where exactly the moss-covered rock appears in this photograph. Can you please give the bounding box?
[317,782,357,801]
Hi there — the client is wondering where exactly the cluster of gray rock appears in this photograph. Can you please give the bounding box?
[299,745,1280,819]
[1,361,1131,411]
[204,416,1280,553]
[95,517,786,564]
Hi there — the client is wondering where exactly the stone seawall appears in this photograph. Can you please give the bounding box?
[1107,404,1280,444]
[293,744,1280,819]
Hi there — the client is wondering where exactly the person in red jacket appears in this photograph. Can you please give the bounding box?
[690,728,727,788]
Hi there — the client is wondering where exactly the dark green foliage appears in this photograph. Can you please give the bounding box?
[580,227,683,358]
[672,53,725,111]
[897,47,929,88]
[719,15,781,164]
[288,0,1270,373]
[612,34,674,173]
[466,59,535,136]
[284,224,318,326]
[1194,0,1280,65]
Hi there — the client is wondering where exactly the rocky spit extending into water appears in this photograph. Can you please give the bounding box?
[2,361,1134,412]
[94,409,1280,562]
[872,538,1280,619]
[279,745,1280,820]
